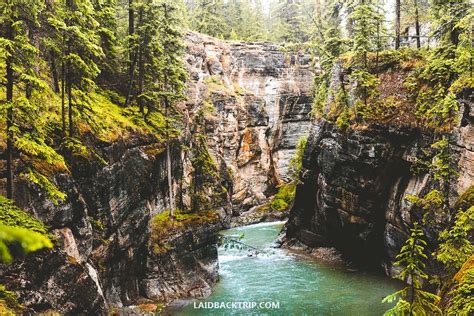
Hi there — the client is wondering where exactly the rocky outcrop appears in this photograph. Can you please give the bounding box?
[284,91,473,274]
[0,135,227,314]
[184,32,314,213]
[142,220,222,302]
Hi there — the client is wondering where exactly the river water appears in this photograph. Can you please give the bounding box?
[172,221,401,315]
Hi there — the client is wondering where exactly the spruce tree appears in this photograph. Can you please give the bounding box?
[94,0,120,85]
[223,0,243,39]
[270,0,311,43]
[46,0,103,140]
[383,222,442,315]
[430,0,471,47]
[0,0,45,198]
[347,0,384,118]
[312,0,346,116]
[154,0,187,217]
[239,0,267,41]
[191,0,227,38]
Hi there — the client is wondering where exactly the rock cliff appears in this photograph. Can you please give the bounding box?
[284,90,473,274]
[184,32,314,213]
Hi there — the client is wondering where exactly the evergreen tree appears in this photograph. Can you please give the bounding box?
[223,0,243,39]
[436,206,474,278]
[383,222,442,315]
[93,0,120,85]
[239,0,267,41]
[269,0,311,43]
[347,0,384,118]
[0,0,45,198]
[154,0,188,217]
[348,0,384,66]
[430,0,471,47]
[191,0,227,38]
[311,0,347,116]
[46,0,103,139]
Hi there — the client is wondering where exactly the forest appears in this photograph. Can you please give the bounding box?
[0,0,473,315]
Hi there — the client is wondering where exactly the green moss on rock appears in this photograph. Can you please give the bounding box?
[150,209,219,254]
[0,196,48,235]
[0,284,21,315]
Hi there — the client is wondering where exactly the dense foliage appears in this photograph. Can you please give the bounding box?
[0,0,189,211]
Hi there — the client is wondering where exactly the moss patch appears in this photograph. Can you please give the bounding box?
[258,182,297,214]
[0,196,48,235]
[150,209,219,254]
[443,255,474,315]
[0,284,21,313]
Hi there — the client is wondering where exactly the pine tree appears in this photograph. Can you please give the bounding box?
[94,0,120,85]
[239,0,267,41]
[431,0,471,47]
[223,0,243,39]
[311,0,347,116]
[436,206,474,278]
[154,0,188,217]
[349,0,384,66]
[0,0,45,198]
[347,0,384,118]
[270,0,311,43]
[191,0,227,38]
[46,0,103,140]
[383,222,442,315]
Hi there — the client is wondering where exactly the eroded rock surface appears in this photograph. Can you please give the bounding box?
[284,91,473,275]
[184,32,314,213]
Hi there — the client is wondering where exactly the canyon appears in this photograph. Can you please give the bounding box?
[0,32,315,314]
[1,32,472,314]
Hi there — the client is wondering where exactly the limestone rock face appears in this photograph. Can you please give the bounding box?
[184,32,314,212]
[285,92,473,275]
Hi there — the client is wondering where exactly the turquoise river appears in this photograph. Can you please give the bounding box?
[171,221,401,315]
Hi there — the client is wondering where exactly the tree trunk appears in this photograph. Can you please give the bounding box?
[395,0,401,49]
[167,143,175,216]
[137,8,144,115]
[138,48,144,114]
[5,20,14,199]
[346,6,354,38]
[414,0,421,48]
[51,53,60,93]
[61,61,66,138]
[68,76,73,137]
[128,0,135,80]
[165,98,175,217]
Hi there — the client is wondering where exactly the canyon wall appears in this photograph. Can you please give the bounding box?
[285,90,473,274]
[184,32,314,213]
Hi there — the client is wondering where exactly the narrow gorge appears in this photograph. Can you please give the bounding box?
[1,1,473,314]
